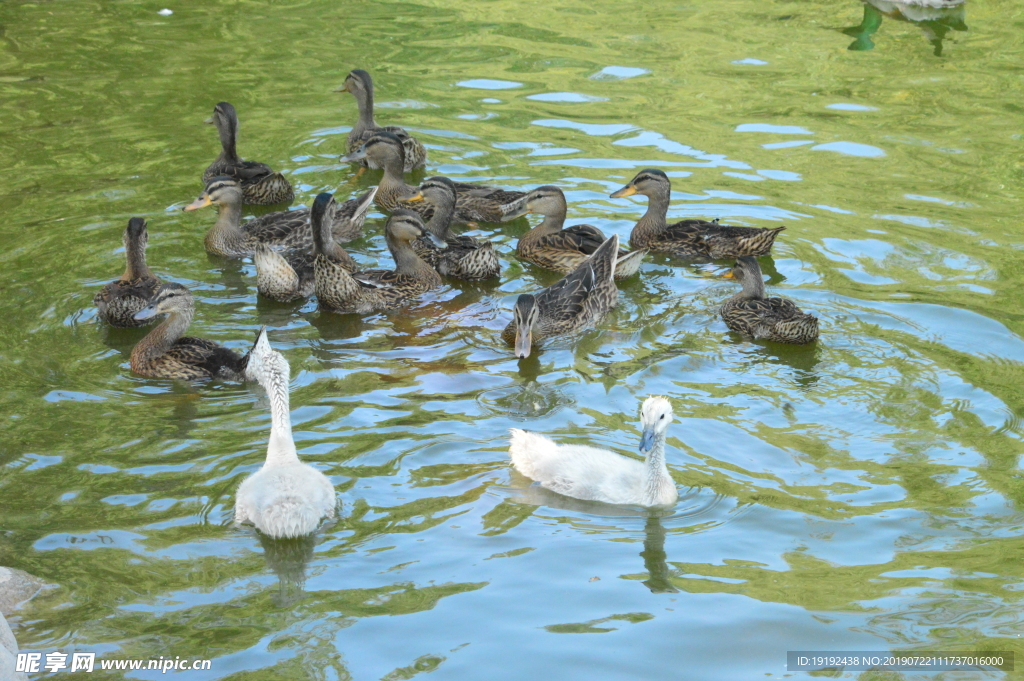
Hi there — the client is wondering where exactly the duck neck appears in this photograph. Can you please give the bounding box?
[123,237,152,282]
[642,432,671,505]
[389,234,439,283]
[216,117,240,163]
[313,211,356,268]
[521,212,565,249]
[352,87,377,136]
[425,197,456,239]
[735,268,767,301]
[204,201,245,254]
[137,307,192,361]
[379,150,407,190]
[264,368,299,467]
[638,190,671,234]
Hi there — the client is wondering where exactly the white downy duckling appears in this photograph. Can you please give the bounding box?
[235,328,336,537]
[508,396,678,507]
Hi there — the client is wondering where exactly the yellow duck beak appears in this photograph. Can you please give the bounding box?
[183,196,213,212]
[610,185,637,199]
[401,191,425,203]
[721,271,736,279]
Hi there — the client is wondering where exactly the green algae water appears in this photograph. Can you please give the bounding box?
[2,0,1024,678]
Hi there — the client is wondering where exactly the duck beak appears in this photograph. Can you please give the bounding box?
[133,304,159,321]
[500,207,531,222]
[203,115,214,124]
[401,191,425,203]
[722,271,735,279]
[341,148,367,162]
[424,232,448,249]
[514,327,532,359]
[334,83,350,93]
[639,427,656,454]
[610,184,637,199]
[183,196,213,212]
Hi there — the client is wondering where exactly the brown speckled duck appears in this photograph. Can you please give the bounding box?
[202,102,294,206]
[610,169,785,259]
[720,256,819,344]
[94,217,162,327]
[342,132,525,224]
[130,282,255,380]
[184,177,376,258]
[336,69,427,173]
[502,185,645,279]
[313,199,446,314]
[502,233,620,359]
[401,176,501,280]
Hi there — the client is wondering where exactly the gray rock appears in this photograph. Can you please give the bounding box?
[0,568,45,617]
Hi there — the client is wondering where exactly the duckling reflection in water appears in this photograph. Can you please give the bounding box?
[235,328,336,538]
[508,396,678,507]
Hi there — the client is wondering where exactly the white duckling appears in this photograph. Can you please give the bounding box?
[235,327,336,537]
[508,396,678,507]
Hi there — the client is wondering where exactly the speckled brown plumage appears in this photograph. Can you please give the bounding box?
[337,69,427,172]
[311,196,443,314]
[344,132,525,225]
[502,233,620,358]
[94,217,162,328]
[611,169,785,259]
[202,102,294,206]
[184,177,376,258]
[404,177,501,280]
[720,256,819,344]
[504,185,646,279]
[130,283,255,380]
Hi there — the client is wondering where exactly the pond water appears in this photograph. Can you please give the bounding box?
[2,0,1023,678]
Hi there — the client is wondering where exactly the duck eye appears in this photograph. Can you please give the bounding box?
[659,414,664,420]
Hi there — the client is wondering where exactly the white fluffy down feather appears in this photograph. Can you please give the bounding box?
[235,328,335,538]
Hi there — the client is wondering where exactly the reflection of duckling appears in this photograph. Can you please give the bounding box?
[508,396,678,507]
[721,257,819,344]
[843,0,967,56]
[94,218,162,327]
[203,102,294,205]
[235,328,336,538]
[641,515,679,594]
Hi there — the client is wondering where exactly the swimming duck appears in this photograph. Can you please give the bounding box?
[342,132,525,224]
[184,177,376,258]
[610,169,785,259]
[501,233,619,359]
[202,102,295,206]
[336,69,427,173]
[508,396,678,507]
[401,176,501,280]
[502,185,646,279]
[313,200,446,313]
[94,217,162,327]
[252,195,361,303]
[235,327,336,538]
[130,282,255,380]
[721,256,819,344]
